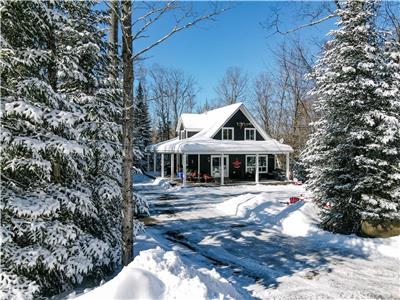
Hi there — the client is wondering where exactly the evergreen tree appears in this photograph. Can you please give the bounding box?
[133,81,152,168]
[302,0,400,234]
[0,1,132,297]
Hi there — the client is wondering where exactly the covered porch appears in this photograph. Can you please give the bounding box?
[146,138,293,186]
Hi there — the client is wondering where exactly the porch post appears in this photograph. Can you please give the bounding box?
[255,153,259,184]
[220,153,224,185]
[182,153,187,186]
[171,153,175,180]
[147,153,150,172]
[285,153,290,181]
[177,154,180,172]
[161,153,165,178]
[153,152,157,173]
[197,154,200,181]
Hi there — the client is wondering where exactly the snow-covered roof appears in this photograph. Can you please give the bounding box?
[176,103,242,133]
[176,103,271,140]
[151,137,293,154]
[149,103,293,154]
[178,114,205,131]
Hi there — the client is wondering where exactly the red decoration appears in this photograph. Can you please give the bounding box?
[232,159,241,169]
[289,197,300,204]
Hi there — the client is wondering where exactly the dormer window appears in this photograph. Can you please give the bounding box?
[222,127,234,140]
[245,128,256,140]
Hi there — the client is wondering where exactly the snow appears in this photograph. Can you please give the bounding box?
[73,177,400,299]
[74,247,241,300]
[152,138,293,154]
[176,103,241,135]
[133,177,400,299]
[179,113,206,131]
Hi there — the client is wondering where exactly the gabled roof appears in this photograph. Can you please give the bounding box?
[177,114,206,131]
[176,103,270,141]
[147,103,293,154]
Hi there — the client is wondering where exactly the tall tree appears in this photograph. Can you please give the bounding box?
[149,65,197,140]
[117,0,225,266]
[109,0,119,77]
[215,66,248,105]
[0,0,122,298]
[120,0,134,267]
[302,0,400,234]
[253,72,274,135]
[133,81,152,167]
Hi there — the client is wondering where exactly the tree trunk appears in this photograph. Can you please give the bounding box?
[109,0,119,76]
[47,2,57,91]
[121,0,134,266]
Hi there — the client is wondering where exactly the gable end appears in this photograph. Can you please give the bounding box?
[212,108,265,141]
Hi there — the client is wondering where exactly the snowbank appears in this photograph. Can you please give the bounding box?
[74,247,241,300]
[216,192,283,221]
[217,191,400,258]
[134,176,171,191]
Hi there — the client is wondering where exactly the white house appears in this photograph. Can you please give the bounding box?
[146,102,293,185]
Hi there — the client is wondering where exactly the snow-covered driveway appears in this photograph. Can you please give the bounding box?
[135,179,400,299]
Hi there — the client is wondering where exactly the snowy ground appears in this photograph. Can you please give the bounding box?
[75,175,400,299]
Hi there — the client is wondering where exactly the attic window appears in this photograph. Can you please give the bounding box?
[222,127,234,140]
[245,128,256,140]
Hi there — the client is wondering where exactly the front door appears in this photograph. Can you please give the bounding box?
[211,155,229,178]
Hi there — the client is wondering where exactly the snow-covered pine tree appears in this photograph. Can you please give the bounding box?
[358,30,400,228]
[133,81,152,168]
[302,0,400,234]
[0,1,127,298]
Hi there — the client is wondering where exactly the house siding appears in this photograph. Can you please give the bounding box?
[184,153,276,180]
[213,109,264,141]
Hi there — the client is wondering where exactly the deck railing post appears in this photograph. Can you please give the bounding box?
[153,152,157,174]
[220,153,224,185]
[286,153,290,181]
[182,153,187,186]
[171,153,175,180]
[255,153,259,184]
[161,153,165,178]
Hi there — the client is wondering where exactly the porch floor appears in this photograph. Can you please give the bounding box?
[169,178,293,187]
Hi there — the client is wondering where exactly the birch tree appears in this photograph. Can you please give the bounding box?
[118,1,226,265]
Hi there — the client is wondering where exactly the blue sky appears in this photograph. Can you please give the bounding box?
[103,1,338,105]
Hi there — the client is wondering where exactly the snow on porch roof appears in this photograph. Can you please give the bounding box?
[149,137,293,154]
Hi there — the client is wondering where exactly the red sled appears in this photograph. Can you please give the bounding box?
[289,197,300,204]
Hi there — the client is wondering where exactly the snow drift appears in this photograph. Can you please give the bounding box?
[216,191,400,258]
[74,247,241,300]
[215,192,318,237]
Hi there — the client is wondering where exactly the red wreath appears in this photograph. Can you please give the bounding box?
[232,159,241,169]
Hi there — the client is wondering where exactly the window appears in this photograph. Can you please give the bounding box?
[180,130,185,139]
[245,128,256,140]
[259,155,268,173]
[246,156,256,174]
[222,127,234,140]
[246,155,268,174]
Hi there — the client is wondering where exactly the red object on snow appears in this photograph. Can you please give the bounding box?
[289,197,301,204]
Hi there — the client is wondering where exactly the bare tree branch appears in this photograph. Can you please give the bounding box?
[132,7,227,60]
